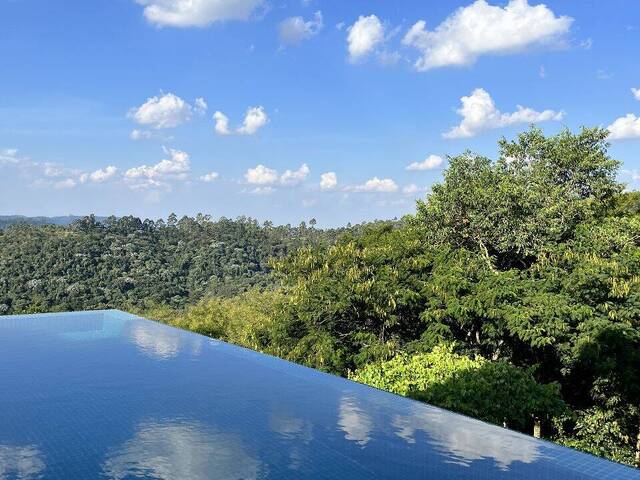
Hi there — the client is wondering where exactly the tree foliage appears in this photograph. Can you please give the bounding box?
[351,344,568,433]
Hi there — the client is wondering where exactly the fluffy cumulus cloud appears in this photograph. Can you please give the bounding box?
[79,166,118,184]
[606,88,640,141]
[444,88,563,139]
[608,114,640,141]
[213,111,231,135]
[245,164,278,185]
[406,154,444,171]
[199,172,219,182]
[280,163,310,186]
[351,177,398,193]
[347,15,385,61]
[237,106,269,135]
[279,11,323,45]
[213,106,269,136]
[320,171,337,190]
[402,0,572,71]
[244,163,310,189]
[136,0,264,27]
[129,93,206,129]
[125,147,191,190]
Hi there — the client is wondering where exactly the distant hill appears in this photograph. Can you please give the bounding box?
[0,215,108,229]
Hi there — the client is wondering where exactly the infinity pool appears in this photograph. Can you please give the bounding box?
[0,310,637,479]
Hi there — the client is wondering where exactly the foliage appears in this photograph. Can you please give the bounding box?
[0,214,352,314]
[147,290,291,357]
[555,404,638,466]
[351,344,567,433]
[415,127,620,270]
[273,222,428,372]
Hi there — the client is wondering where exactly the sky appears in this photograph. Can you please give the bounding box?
[1,0,639,226]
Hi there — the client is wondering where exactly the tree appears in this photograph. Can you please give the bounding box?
[351,344,567,435]
[416,127,620,270]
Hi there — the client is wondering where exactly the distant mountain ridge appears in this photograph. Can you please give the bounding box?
[0,215,109,229]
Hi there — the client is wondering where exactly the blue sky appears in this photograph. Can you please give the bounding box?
[1,0,639,226]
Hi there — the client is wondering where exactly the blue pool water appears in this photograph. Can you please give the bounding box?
[0,310,637,479]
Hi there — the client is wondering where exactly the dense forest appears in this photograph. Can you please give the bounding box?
[1,127,639,467]
[0,214,360,313]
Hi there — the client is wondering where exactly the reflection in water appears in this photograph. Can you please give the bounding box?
[392,405,542,470]
[130,323,204,360]
[269,410,313,471]
[338,396,373,446]
[102,421,261,480]
[269,411,313,442]
[0,444,45,480]
[130,324,183,359]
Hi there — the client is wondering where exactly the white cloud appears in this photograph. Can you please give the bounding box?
[0,148,19,164]
[402,0,572,71]
[1,149,117,189]
[245,164,278,185]
[79,166,118,184]
[237,106,269,135]
[403,183,419,195]
[54,178,77,189]
[199,172,219,182]
[43,163,64,178]
[443,88,563,139]
[347,15,385,61]
[3,148,18,156]
[136,0,264,27]
[194,97,208,114]
[125,147,191,190]
[351,177,398,193]
[244,163,310,188]
[213,111,231,135]
[279,11,323,45]
[607,114,640,141]
[130,129,154,140]
[632,88,640,101]
[213,107,269,136]
[129,93,203,129]
[407,154,443,171]
[320,171,337,190]
[280,163,310,186]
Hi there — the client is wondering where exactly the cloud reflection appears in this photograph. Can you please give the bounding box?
[130,324,184,359]
[102,420,261,480]
[392,405,542,470]
[0,444,45,480]
[338,396,373,446]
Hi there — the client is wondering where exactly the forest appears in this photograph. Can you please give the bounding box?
[1,127,639,467]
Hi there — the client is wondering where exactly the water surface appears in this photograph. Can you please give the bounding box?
[0,310,637,479]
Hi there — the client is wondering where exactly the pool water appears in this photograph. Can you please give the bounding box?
[0,310,637,479]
